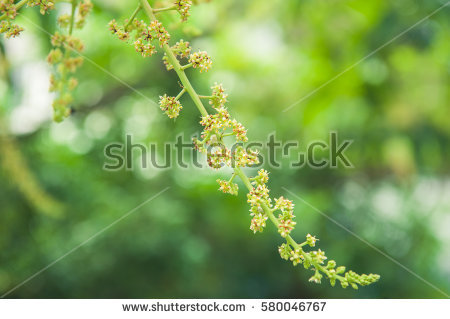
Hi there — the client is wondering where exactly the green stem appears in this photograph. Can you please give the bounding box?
[234,166,252,191]
[201,131,213,144]
[0,0,74,21]
[221,132,234,138]
[228,173,237,183]
[68,0,78,36]
[124,4,141,31]
[180,63,192,70]
[153,5,177,13]
[175,88,186,100]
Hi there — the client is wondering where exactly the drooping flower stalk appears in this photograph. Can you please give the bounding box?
[47,0,93,122]
[108,0,380,289]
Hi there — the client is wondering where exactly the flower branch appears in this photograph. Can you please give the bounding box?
[107,0,382,289]
[152,4,176,14]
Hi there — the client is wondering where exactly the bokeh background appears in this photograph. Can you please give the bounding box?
[1,0,449,298]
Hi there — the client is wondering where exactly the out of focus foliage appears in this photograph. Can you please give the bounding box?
[0,0,449,298]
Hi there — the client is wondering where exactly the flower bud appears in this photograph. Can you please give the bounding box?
[250,213,268,233]
[326,260,336,269]
[47,49,63,64]
[306,233,317,247]
[278,243,292,261]
[336,266,346,274]
[309,272,323,284]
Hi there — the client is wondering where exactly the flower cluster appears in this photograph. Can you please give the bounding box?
[47,33,83,121]
[247,184,271,213]
[216,178,238,195]
[309,271,323,284]
[278,243,292,260]
[108,19,129,41]
[0,0,17,19]
[0,0,58,40]
[232,146,259,167]
[192,137,207,154]
[57,1,92,29]
[278,217,296,238]
[47,2,92,122]
[289,247,305,266]
[193,85,250,167]
[207,147,231,169]
[231,120,248,142]
[57,13,71,28]
[246,169,274,233]
[150,20,170,47]
[172,39,191,58]
[175,0,192,22]
[274,196,294,211]
[139,24,153,41]
[274,196,296,237]
[75,0,93,29]
[310,249,327,264]
[342,271,380,289]
[252,169,269,185]
[0,0,22,38]
[110,18,170,57]
[203,83,249,142]
[277,235,380,288]
[200,107,231,134]
[134,38,156,57]
[159,94,182,119]
[163,40,192,70]
[306,233,317,247]
[209,83,227,109]
[250,213,268,234]
[189,51,212,72]
[28,0,54,15]
[0,20,22,38]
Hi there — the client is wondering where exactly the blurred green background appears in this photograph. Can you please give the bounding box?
[0,0,449,298]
